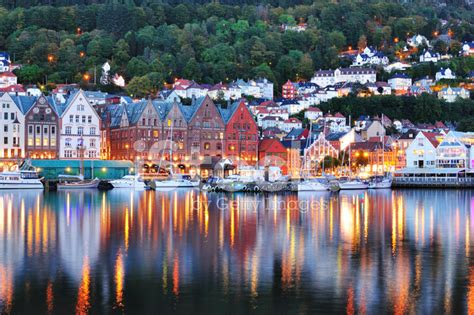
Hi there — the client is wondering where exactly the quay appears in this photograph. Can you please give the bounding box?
[393,168,474,188]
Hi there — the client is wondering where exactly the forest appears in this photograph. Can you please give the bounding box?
[0,0,471,96]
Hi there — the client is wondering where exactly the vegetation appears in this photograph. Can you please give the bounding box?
[318,94,473,125]
[0,0,471,96]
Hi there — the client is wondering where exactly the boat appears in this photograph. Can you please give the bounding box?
[368,175,392,189]
[297,178,329,191]
[216,174,247,192]
[154,174,199,189]
[0,170,44,189]
[57,178,100,189]
[338,177,369,190]
[110,175,146,189]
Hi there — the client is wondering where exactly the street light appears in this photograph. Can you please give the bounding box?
[83,73,90,81]
[47,55,54,63]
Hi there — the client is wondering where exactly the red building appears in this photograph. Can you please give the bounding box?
[258,138,288,174]
[219,100,259,165]
[282,80,296,99]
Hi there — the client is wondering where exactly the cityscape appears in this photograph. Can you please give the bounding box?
[0,0,473,313]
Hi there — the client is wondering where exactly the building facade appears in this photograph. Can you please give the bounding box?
[59,90,101,159]
[24,95,60,159]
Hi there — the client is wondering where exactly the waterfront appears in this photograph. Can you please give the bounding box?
[0,189,473,313]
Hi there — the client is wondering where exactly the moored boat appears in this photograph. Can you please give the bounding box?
[0,170,43,189]
[338,177,369,190]
[154,174,199,189]
[297,179,329,191]
[368,175,392,189]
[110,175,146,189]
[57,178,100,189]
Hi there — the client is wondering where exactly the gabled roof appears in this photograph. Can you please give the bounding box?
[9,94,36,114]
[421,131,442,148]
[0,84,25,93]
[258,138,286,153]
[125,100,149,125]
[217,100,242,124]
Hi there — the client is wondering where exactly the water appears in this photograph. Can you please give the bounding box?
[0,189,473,314]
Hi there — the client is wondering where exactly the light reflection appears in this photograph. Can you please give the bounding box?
[0,190,470,312]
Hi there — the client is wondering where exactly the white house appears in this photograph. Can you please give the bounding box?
[388,73,412,92]
[281,118,302,133]
[435,68,456,81]
[280,99,308,115]
[0,93,31,159]
[419,50,440,63]
[406,132,441,168]
[26,87,42,97]
[236,79,261,98]
[407,34,430,47]
[311,67,376,88]
[384,62,412,72]
[318,112,347,133]
[0,72,17,88]
[304,107,323,120]
[59,90,101,159]
[255,78,274,100]
[186,83,208,99]
[351,47,389,66]
[436,131,474,169]
[438,87,470,103]
[462,41,474,56]
[261,116,285,130]
[0,52,11,72]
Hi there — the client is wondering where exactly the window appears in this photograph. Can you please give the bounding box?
[44,127,48,134]
[51,136,56,146]
[10,113,14,120]
[78,127,83,135]
[88,116,92,123]
[69,115,73,123]
[204,142,210,150]
[28,137,33,146]
[90,127,96,135]
[28,126,33,134]
[43,136,48,146]
[51,126,55,134]
[217,143,222,150]
[64,150,73,158]
[35,136,40,146]
[90,139,96,148]
[3,113,7,119]
[36,126,41,134]
[82,115,86,123]
[65,138,72,147]
[3,137,7,144]
[75,115,79,123]
[65,126,72,135]
[3,125,7,132]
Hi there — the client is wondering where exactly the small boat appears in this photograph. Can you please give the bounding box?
[154,174,199,189]
[338,177,369,190]
[110,175,146,189]
[368,176,392,189]
[297,179,329,191]
[0,170,43,189]
[57,178,100,190]
[200,176,222,191]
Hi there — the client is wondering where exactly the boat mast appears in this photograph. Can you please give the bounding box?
[381,114,385,176]
[169,118,174,176]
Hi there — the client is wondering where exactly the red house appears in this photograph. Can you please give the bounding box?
[258,138,288,174]
[219,100,259,165]
[282,80,296,99]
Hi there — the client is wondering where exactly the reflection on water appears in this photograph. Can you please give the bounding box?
[0,189,473,313]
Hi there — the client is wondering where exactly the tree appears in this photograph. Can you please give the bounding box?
[126,76,152,98]
[16,64,43,83]
[126,57,148,78]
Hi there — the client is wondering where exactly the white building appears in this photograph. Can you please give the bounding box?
[186,83,208,99]
[407,34,430,47]
[406,132,441,168]
[59,90,101,159]
[280,99,308,115]
[0,93,31,159]
[255,78,274,100]
[351,47,389,66]
[304,107,323,121]
[435,68,456,81]
[261,116,285,130]
[281,118,302,133]
[419,50,440,63]
[0,72,17,88]
[438,87,470,103]
[436,131,474,169]
[388,73,412,92]
[462,41,474,56]
[311,68,376,88]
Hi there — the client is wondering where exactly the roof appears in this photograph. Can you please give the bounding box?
[306,107,321,112]
[326,132,348,141]
[0,71,16,77]
[258,138,286,153]
[10,95,36,114]
[218,100,242,124]
[421,131,442,148]
[390,73,410,79]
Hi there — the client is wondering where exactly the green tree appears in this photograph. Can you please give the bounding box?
[126,75,152,98]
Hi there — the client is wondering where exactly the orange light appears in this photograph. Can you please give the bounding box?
[47,55,54,62]
[394,37,399,43]
[83,73,90,81]
[79,51,85,57]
